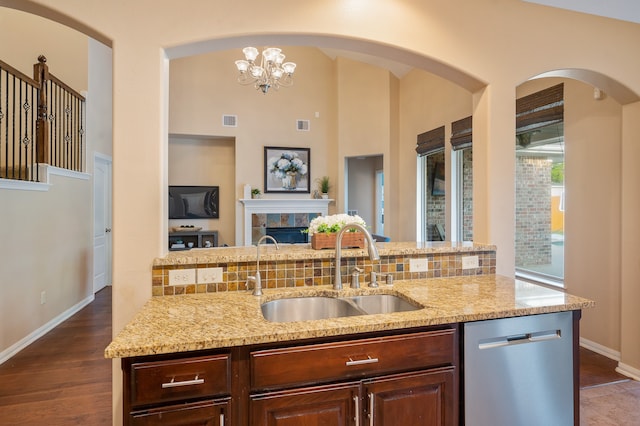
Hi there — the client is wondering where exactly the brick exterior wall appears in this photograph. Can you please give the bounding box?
[426,152,446,241]
[462,148,473,241]
[515,156,552,266]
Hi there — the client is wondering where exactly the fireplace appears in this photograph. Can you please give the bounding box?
[266,227,309,244]
[240,198,331,245]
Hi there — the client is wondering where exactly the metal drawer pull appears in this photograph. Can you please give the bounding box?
[220,413,224,425]
[354,395,359,424]
[346,355,379,366]
[161,374,205,388]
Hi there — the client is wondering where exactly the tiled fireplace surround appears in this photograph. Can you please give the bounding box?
[152,200,496,296]
[252,212,320,244]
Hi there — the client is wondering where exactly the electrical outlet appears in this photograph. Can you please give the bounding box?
[198,267,224,284]
[462,255,479,269]
[40,291,46,305]
[168,268,197,285]
[409,258,428,272]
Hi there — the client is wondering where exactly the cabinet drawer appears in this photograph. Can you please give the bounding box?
[130,353,230,407]
[251,329,456,390]
[130,398,230,426]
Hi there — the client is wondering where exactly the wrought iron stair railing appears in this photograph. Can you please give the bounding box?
[0,55,85,183]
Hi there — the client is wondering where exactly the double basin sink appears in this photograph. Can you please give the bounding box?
[261,294,422,323]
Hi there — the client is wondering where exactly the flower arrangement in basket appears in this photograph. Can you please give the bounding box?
[307,213,367,249]
[268,151,308,190]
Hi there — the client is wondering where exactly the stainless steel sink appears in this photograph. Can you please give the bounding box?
[261,294,421,322]
[347,294,421,314]
[261,296,365,323]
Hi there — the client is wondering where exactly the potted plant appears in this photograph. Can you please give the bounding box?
[251,188,262,199]
[316,176,331,198]
[306,213,366,249]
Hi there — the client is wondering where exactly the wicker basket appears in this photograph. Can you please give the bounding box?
[310,232,365,250]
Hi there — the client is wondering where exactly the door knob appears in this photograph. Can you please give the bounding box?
[105,228,112,233]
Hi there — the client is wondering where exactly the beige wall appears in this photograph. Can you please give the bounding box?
[168,136,235,246]
[621,101,640,371]
[0,8,96,358]
[0,175,92,352]
[0,7,87,89]
[398,69,473,241]
[169,48,338,243]
[3,1,640,423]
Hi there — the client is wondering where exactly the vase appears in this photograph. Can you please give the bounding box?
[281,172,297,190]
[311,232,365,250]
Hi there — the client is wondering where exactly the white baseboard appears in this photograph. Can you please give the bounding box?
[580,337,621,361]
[0,294,95,365]
[616,363,640,381]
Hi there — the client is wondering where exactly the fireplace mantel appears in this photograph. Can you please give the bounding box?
[239,198,332,245]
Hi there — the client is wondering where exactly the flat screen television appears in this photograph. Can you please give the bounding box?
[169,186,219,219]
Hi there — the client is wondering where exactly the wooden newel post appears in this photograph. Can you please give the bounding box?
[34,55,49,165]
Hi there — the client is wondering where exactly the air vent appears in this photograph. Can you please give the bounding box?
[296,119,310,131]
[222,115,237,127]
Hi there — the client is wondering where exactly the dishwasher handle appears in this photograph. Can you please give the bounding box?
[478,329,561,350]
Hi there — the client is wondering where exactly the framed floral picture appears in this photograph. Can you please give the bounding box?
[264,146,310,193]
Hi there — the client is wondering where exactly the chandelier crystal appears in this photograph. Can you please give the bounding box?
[235,47,296,94]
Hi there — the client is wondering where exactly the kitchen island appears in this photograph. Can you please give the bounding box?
[107,243,593,425]
[106,275,592,358]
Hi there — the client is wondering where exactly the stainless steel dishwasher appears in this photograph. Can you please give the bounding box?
[464,311,574,426]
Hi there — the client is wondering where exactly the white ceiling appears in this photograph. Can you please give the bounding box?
[523,0,640,24]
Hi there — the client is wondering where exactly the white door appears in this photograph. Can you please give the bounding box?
[93,154,112,293]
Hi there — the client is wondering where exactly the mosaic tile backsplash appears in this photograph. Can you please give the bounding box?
[152,250,497,297]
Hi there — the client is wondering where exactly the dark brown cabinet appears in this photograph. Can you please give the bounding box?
[248,327,458,426]
[249,369,456,426]
[122,326,458,426]
[364,368,456,425]
[250,382,359,425]
[130,399,230,426]
[123,352,232,426]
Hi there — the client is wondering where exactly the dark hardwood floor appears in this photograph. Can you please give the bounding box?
[580,346,630,389]
[0,286,112,425]
[0,290,633,425]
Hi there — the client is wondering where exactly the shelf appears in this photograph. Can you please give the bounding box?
[169,230,218,249]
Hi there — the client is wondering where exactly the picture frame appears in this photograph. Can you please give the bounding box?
[264,146,311,193]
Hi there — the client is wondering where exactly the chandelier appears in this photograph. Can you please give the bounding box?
[235,47,297,94]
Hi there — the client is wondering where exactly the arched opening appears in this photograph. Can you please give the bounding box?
[515,69,639,375]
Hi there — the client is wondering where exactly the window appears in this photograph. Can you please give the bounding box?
[416,127,446,242]
[451,116,473,242]
[515,84,564,285]
[456,147,473,241]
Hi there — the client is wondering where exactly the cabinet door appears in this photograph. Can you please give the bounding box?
[364,368,457,426]
[130,398,230,426]
[250,382,360,426]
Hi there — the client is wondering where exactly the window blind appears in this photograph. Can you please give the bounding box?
[516,83,564,135]
[416,126,445,156]
[450,116,472,151]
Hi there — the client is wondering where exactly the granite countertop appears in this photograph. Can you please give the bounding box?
[155,241,497,266]
[105,274,594,359]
